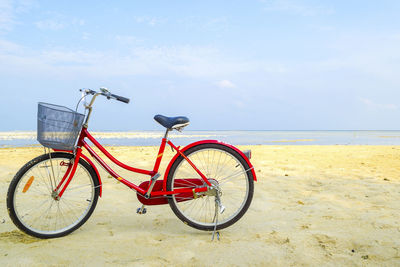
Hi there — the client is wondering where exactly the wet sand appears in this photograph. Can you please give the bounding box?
[1,145,400,266]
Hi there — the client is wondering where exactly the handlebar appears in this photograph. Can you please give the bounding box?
[110,93,130,104]
[80,88,130,104]
[78,88,131,127]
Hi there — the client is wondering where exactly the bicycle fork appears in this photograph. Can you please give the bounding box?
[51,148,83,200]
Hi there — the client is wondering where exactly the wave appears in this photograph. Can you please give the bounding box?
[0,132,36,140]
[0,131,223,140]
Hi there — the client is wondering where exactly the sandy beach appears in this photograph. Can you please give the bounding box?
[1,145,400,266]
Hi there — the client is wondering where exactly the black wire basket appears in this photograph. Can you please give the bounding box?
[37,102,85,150]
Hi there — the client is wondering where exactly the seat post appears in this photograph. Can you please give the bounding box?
[164,129,170,139]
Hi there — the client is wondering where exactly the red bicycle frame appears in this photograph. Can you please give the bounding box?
[55,127,211,200]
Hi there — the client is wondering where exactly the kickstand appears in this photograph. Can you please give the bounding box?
[211,201,220,241]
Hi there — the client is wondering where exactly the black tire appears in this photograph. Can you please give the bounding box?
[7,152,100,238]
[167,143,254,231]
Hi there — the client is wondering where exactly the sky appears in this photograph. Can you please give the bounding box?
[1,0,400,131]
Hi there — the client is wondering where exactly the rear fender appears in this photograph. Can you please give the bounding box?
[163,140,257,191]
[53,149,102,197]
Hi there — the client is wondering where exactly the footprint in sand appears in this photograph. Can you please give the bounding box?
[96,221,114,236]
[261,231,291,245]
[147,234,167,245]
[301,224,311,230]
[313,234,337,256]
[0,230,40,244]
[153,218,165,227]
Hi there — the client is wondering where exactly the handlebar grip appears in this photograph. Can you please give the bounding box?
[111,94,130,104]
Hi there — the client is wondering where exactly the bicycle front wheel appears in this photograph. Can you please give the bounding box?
[7,152,100,238]
[167,143,254,231]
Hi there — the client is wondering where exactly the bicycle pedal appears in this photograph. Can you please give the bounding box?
[219,205,225,214]
[136,207,147,214]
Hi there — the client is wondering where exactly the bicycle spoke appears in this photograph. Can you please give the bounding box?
[218,168,252,186]
[18,197,51,221]
[34,166,52,194]
[10,154,98,237]
[169,145,252,229]
[29,199,55,229]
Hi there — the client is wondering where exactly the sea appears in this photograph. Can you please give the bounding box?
[1,130,400,147]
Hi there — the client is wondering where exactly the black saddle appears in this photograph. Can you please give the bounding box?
[154,114,190,130]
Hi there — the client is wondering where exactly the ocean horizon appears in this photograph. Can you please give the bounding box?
[1,130,400,147]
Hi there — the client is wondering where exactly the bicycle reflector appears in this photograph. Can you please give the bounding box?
[22,176,35,193]
[243,150,251,159]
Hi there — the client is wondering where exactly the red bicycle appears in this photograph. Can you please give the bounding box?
[6,88,256,239]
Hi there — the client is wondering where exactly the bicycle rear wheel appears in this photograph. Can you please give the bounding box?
[7,152,100,238]
[167,143,254,231]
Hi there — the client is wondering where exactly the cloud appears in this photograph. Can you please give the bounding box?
[0,39,291,88]
[134,16,165,26]
[82,32,91,40]
[0,42,219,77]
[115,35,143,45]
[0,38,23,52]
[0,0,16,31]
[177,16,229,33]
[216,80,236,88]
[71,18,85,26]
[391,33,400,41]
[35,19,65,30]
[310,24,335,32]
[261,0,334,16]
[360,98,398,110]
[35,17,85,31]
[14,0,35,13]
[313,33,400,83]
[1,36,333,89]
[204,17,229,32]
[0,0,34,31]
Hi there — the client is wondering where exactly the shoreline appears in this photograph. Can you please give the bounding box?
[2,130,400,147]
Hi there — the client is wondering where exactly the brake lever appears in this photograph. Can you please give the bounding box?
[99,87,113,99]
[79,89,96,95]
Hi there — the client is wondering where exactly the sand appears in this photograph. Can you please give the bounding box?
[0,145,400,266]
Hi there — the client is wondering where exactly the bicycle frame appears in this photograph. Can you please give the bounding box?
[54,127,211,200]
[7,88,259,240]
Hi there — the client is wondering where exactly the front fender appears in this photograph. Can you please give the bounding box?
[53,149,102,197]
[163,140,257,191]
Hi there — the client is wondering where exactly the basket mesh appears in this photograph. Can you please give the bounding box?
[37,102,85,150]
